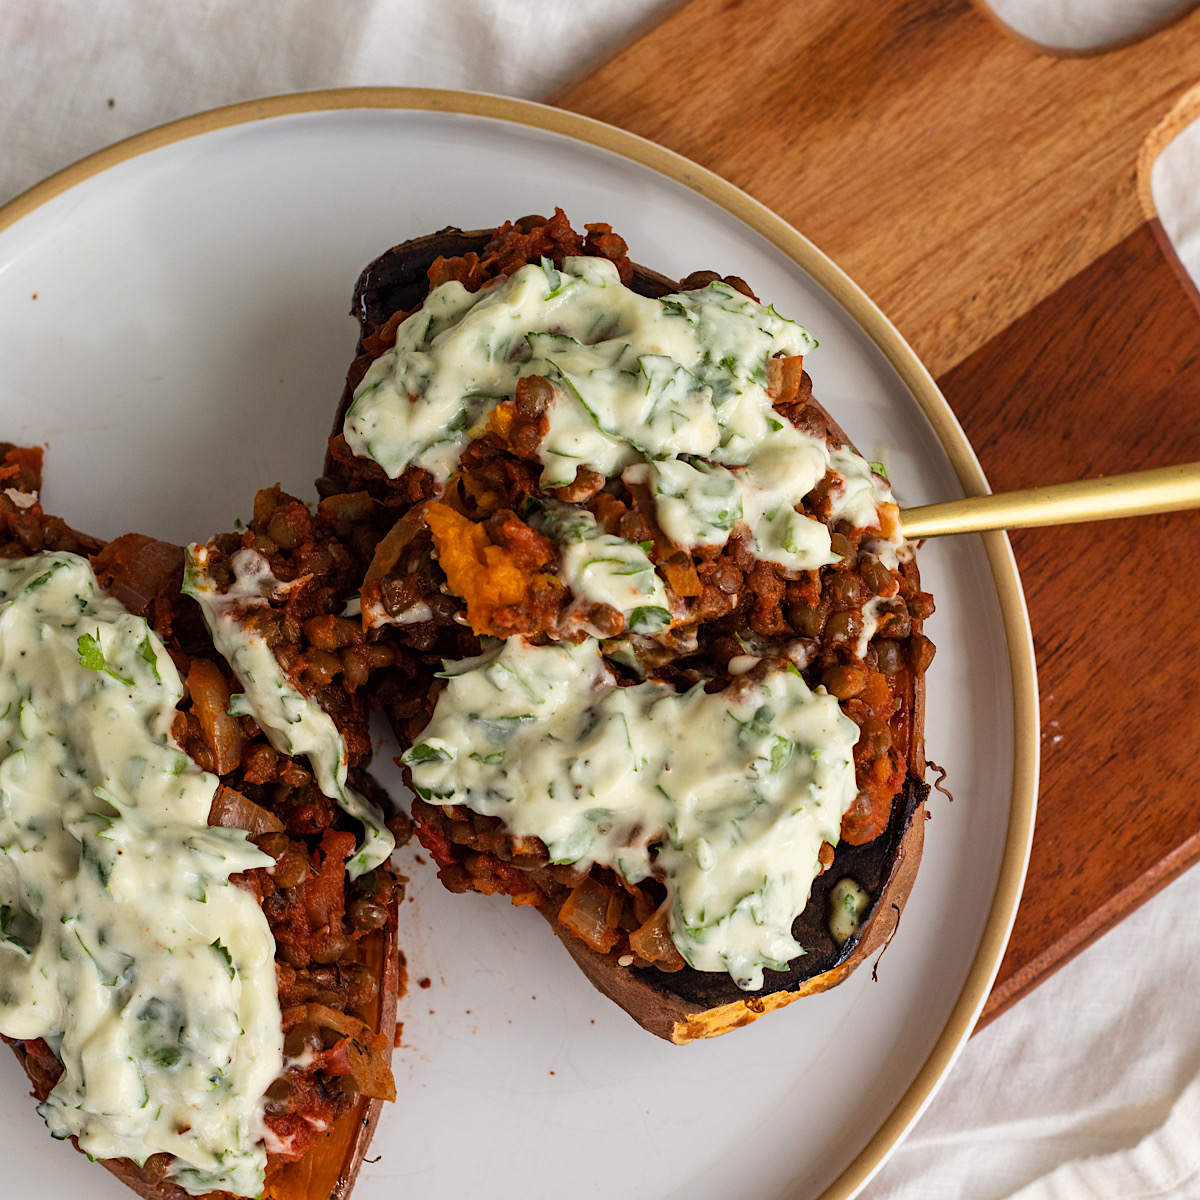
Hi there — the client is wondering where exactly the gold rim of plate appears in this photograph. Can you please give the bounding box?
[0,87,1041,1200]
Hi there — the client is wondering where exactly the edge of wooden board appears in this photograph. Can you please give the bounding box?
[1138,80,1200,325]
[970,84,1200,1026]
[545,0,693,106]
[1138,76,1200,217]
[967,0,1200,58]
[981,825,1200,1025]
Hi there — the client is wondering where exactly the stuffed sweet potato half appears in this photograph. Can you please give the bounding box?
[0,449,405,1199]
[315,212,935,1044]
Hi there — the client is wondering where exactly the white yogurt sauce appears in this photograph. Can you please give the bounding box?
[363,596,435,629]
[0,552,282,1196]
[347,591,435,630]
[634,457,743,549]
[529,500,670,634]
[183,546,394,878]
[351,246,909,987]
[404,638,859,990]
[828,876,871,946]
[343,255,901,573]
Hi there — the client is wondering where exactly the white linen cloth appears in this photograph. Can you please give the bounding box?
[986,0,1197,48]
[1155,114,1200,285]
[0,0,668,207]
[2,3,1199,1199]
[865,864,1200,1199]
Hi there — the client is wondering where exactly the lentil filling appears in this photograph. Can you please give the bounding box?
[316,213,936,981]
[0,450,407,1196]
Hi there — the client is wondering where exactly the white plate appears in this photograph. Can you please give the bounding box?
[0,91,1038,1200]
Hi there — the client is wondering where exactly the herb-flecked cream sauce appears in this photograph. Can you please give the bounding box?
[353,251,902,987]
[0,552,282,1196]
[184,544,394,878]
[345,255,900,574]
[405,638,859,991]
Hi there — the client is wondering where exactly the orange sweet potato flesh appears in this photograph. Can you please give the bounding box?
[338,220,932,1044]
[3,506,403,1200]
[425,501,563,638]
[8,899,400,1200]
[425,501,533,632]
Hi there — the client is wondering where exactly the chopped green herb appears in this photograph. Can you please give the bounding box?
[138,634,161,681]
[540,256,569,299]
[24,562,67,590]
[769,736,793,773]
[77,632,134,686]
[628,605,671,634]
[0,904,37,955]
[403,742,449,765]
[210,939,235,980]
[147,1046,183,1068]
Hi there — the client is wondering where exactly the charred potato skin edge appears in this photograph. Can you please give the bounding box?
[329,223,931,1042]
[6,890,401,1200]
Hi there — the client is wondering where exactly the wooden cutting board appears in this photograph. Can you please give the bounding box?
[554,0,1200,1025]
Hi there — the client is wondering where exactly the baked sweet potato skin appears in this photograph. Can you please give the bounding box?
[329,217,932,1041]
[545,775,926,1043]
[319,219,677,499]
[260,897,401,1200]
[1,513,405,1197]
[7,894,399,1200]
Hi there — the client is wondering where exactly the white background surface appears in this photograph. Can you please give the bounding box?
[1,2,1199,1199]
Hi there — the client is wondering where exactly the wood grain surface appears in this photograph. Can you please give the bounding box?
[554,0,1200,1019]
[553,0,1200,378]
[939,221,1200,1022]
